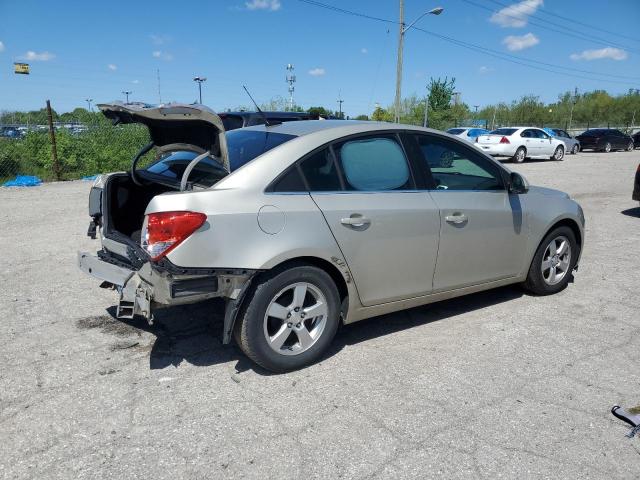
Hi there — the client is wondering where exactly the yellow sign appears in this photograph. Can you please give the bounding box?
[14,63,30,75]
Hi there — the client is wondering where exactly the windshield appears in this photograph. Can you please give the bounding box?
[490,128,517,136]
[143,129,297,187]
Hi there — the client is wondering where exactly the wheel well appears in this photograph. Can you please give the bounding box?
[265,256,349,303]
[547,218,582,251]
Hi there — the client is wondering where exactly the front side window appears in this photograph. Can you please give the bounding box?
[414,135,504,191]
[334,135,412,191]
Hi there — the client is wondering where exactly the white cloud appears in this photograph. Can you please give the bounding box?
[132,80,140,84]
[490,0,543,28]
[245,0,281,11]
[20,50,55,61]
[308,67,325,76]
[361,48,368,54]
[149,34,170,45]
[478,65,493,74]
[152,50,173,61]
[0,41,5,53]
[107,63,117,71]
[502,32,539,51]
[570,47,627,61]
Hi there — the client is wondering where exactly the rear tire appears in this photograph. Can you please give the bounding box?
[552,146,565,161]
[603,142,612,153]
[627,141,634,151]
[571,144,579,154]
[234,264,340,372]
[513,147,526,163]
[523,226,578,295]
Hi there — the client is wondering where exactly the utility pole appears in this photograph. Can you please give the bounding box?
[46,100,61,181]
[423,92,430,128]
[193,77,206,104]
[286,64,296,111]
[394,4,444,123]
[337,94,344,119]
[568,87,578,133]
[491,107,497,130]
[85,98,93,112]
[122,90,132,104]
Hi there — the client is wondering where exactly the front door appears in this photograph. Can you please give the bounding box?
[412,133,528,291]
[304,134,440,306]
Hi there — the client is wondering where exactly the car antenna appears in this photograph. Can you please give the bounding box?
[242,85,281,127]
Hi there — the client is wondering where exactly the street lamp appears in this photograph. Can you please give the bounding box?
[122,91,132,104]
[193,76,207,104]
[85,98,93,112]
[394,4,443,123]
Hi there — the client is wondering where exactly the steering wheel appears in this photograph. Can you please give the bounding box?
[130,142,155,187]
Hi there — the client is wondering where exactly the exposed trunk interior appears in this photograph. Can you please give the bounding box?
[105,174,175,244]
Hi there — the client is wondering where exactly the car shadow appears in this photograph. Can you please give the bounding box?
[105,285,524,375]
[621,207,640,218]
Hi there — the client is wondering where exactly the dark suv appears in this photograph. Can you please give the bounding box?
[575,129,634,152]
[218,111,320,131]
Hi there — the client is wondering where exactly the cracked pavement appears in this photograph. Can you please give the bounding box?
[1,150,639,479]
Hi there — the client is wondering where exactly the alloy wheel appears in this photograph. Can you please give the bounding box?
[263,282,328,356]
[541,235,572,286]
[554,147,564,160]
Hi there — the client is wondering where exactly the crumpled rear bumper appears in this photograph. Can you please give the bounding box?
[78,251,256,328]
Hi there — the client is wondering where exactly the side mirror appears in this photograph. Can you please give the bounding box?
[509,172,529,194]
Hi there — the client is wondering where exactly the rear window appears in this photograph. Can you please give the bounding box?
[226,130,296,170]
[490,128,517,136]
[145,151,227,187]
[580,129,605,136]
[220,114,245,131]
[447,128,465,135]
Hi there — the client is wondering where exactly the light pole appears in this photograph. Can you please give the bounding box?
[85,98,93,112]
[193,77,207,104]
[394,3,443,123]
[423,93,430,127]
[122,91,132,104]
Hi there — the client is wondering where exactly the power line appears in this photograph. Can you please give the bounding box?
[462,0,640,55]
[485,0,640,45]
[295,0,640,85]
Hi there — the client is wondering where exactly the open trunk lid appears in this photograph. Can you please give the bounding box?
[97,102,229,171]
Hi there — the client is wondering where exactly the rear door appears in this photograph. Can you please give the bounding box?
[411,133,528,291]
[305,133,441,306]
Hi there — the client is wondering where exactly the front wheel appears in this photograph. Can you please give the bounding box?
[603,142,612,153]
[513,147,526,163]
[234,264,341,372]
[552,146,565,161]
[627,141,634,151]
[523,226,578,295]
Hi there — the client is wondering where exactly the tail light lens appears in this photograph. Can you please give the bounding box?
[500,136,510,144]
[142,211,207,261]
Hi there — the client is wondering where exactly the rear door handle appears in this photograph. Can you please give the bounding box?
[445,213,468,224]
[341,215,371,227]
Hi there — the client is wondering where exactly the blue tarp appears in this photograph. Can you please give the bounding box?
[2,175,43,187]
[81,175,99,181]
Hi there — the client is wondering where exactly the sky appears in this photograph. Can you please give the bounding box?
[1,0,640,116]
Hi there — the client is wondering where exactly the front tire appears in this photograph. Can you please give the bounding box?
[523,226,578,295]
[552,146,565,161]
[627,141,634,151]
[603,142,612,153]
[513,147,526,163]
[234,264,341,372]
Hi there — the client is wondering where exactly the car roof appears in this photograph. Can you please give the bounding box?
[237,119,446,137]
[221,111,313,118]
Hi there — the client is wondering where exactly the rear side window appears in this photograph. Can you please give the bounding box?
[299,148,342,191]
[334,136,412,191]
[271,166,306,192]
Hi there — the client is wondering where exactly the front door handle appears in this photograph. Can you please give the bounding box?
[341,215,371,228]
[445,213,468,225]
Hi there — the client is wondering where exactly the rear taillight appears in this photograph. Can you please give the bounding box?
[142,211,207,261]
[500,136,510,144]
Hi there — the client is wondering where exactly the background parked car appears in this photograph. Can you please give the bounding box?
[543,128,581,154]
[219,111,323,131]
[632,131,640,149]
[446,127,490,143]
[575,128,633,152]
[476,127,566,163]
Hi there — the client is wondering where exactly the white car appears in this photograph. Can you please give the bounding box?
[476,127,566,163]
[446,127,490,143]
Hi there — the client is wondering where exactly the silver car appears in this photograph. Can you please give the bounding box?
[79,103,585,372]
[544,128,581,154]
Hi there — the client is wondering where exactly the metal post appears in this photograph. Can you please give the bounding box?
[46,100,61,181]
[198,82,202,104]
[122,91,132,104]
[394,0,404,123]
[423,94,429,128]
[337,97,344,119]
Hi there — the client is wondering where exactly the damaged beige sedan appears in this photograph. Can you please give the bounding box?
[79,102,585,372]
